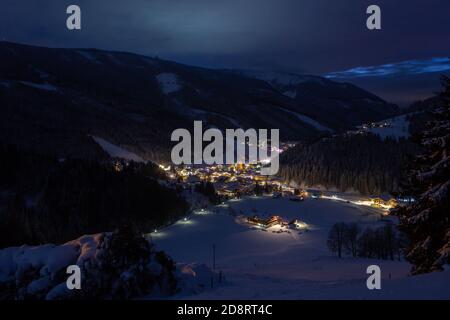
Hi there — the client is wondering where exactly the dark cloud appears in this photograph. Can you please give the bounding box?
[1,0,449,104]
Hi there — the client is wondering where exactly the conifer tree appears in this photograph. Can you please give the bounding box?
[394,76,450,274]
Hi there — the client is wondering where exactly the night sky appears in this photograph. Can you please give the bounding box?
[1,0,449,105]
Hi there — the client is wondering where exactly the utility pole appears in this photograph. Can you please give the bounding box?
[213,243,216,270]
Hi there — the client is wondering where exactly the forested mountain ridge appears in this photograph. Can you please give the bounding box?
[231,70,399,130]
[0,41,398,162]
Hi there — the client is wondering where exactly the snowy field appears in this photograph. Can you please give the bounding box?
[150,196,450,300]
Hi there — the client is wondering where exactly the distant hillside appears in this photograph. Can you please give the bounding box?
[279,134,419,195]
[278,83,450,195]
[0,42,398,161]
[231,70,399,130]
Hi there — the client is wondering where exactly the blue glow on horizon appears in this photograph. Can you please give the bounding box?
[325,57,450,79]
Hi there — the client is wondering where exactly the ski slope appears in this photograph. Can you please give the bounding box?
[363,114,411,140]
[278,107,333,132]
[91,136,144,162]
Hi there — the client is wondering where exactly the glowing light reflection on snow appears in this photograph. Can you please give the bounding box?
[321,195,391,214]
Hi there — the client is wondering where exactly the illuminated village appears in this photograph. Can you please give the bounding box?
[155,158,401,233]
[1,0,449,302]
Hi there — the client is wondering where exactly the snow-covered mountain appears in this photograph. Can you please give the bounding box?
[232,69,399,131]
[0,41,398,162]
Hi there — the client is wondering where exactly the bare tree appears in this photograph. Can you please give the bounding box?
[327,223,348,258]
[345,222,360,257]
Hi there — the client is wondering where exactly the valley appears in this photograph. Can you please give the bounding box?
[0,40,448,301]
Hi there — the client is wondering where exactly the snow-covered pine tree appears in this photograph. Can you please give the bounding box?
[394,76,450,274]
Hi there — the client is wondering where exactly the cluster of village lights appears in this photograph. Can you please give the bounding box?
[317,194,396,215]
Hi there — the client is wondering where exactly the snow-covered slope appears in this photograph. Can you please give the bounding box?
[187,262,450,300]
[91,136,145,162]
[0,232,217,300]
[19,81,59,92]
[358,114,412,140]
[150,196,450,300]
[156,73,182,94]
[0,234,103,299]
[279,107,333,132]
[2,196,448,299]
[151,197,390,270]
